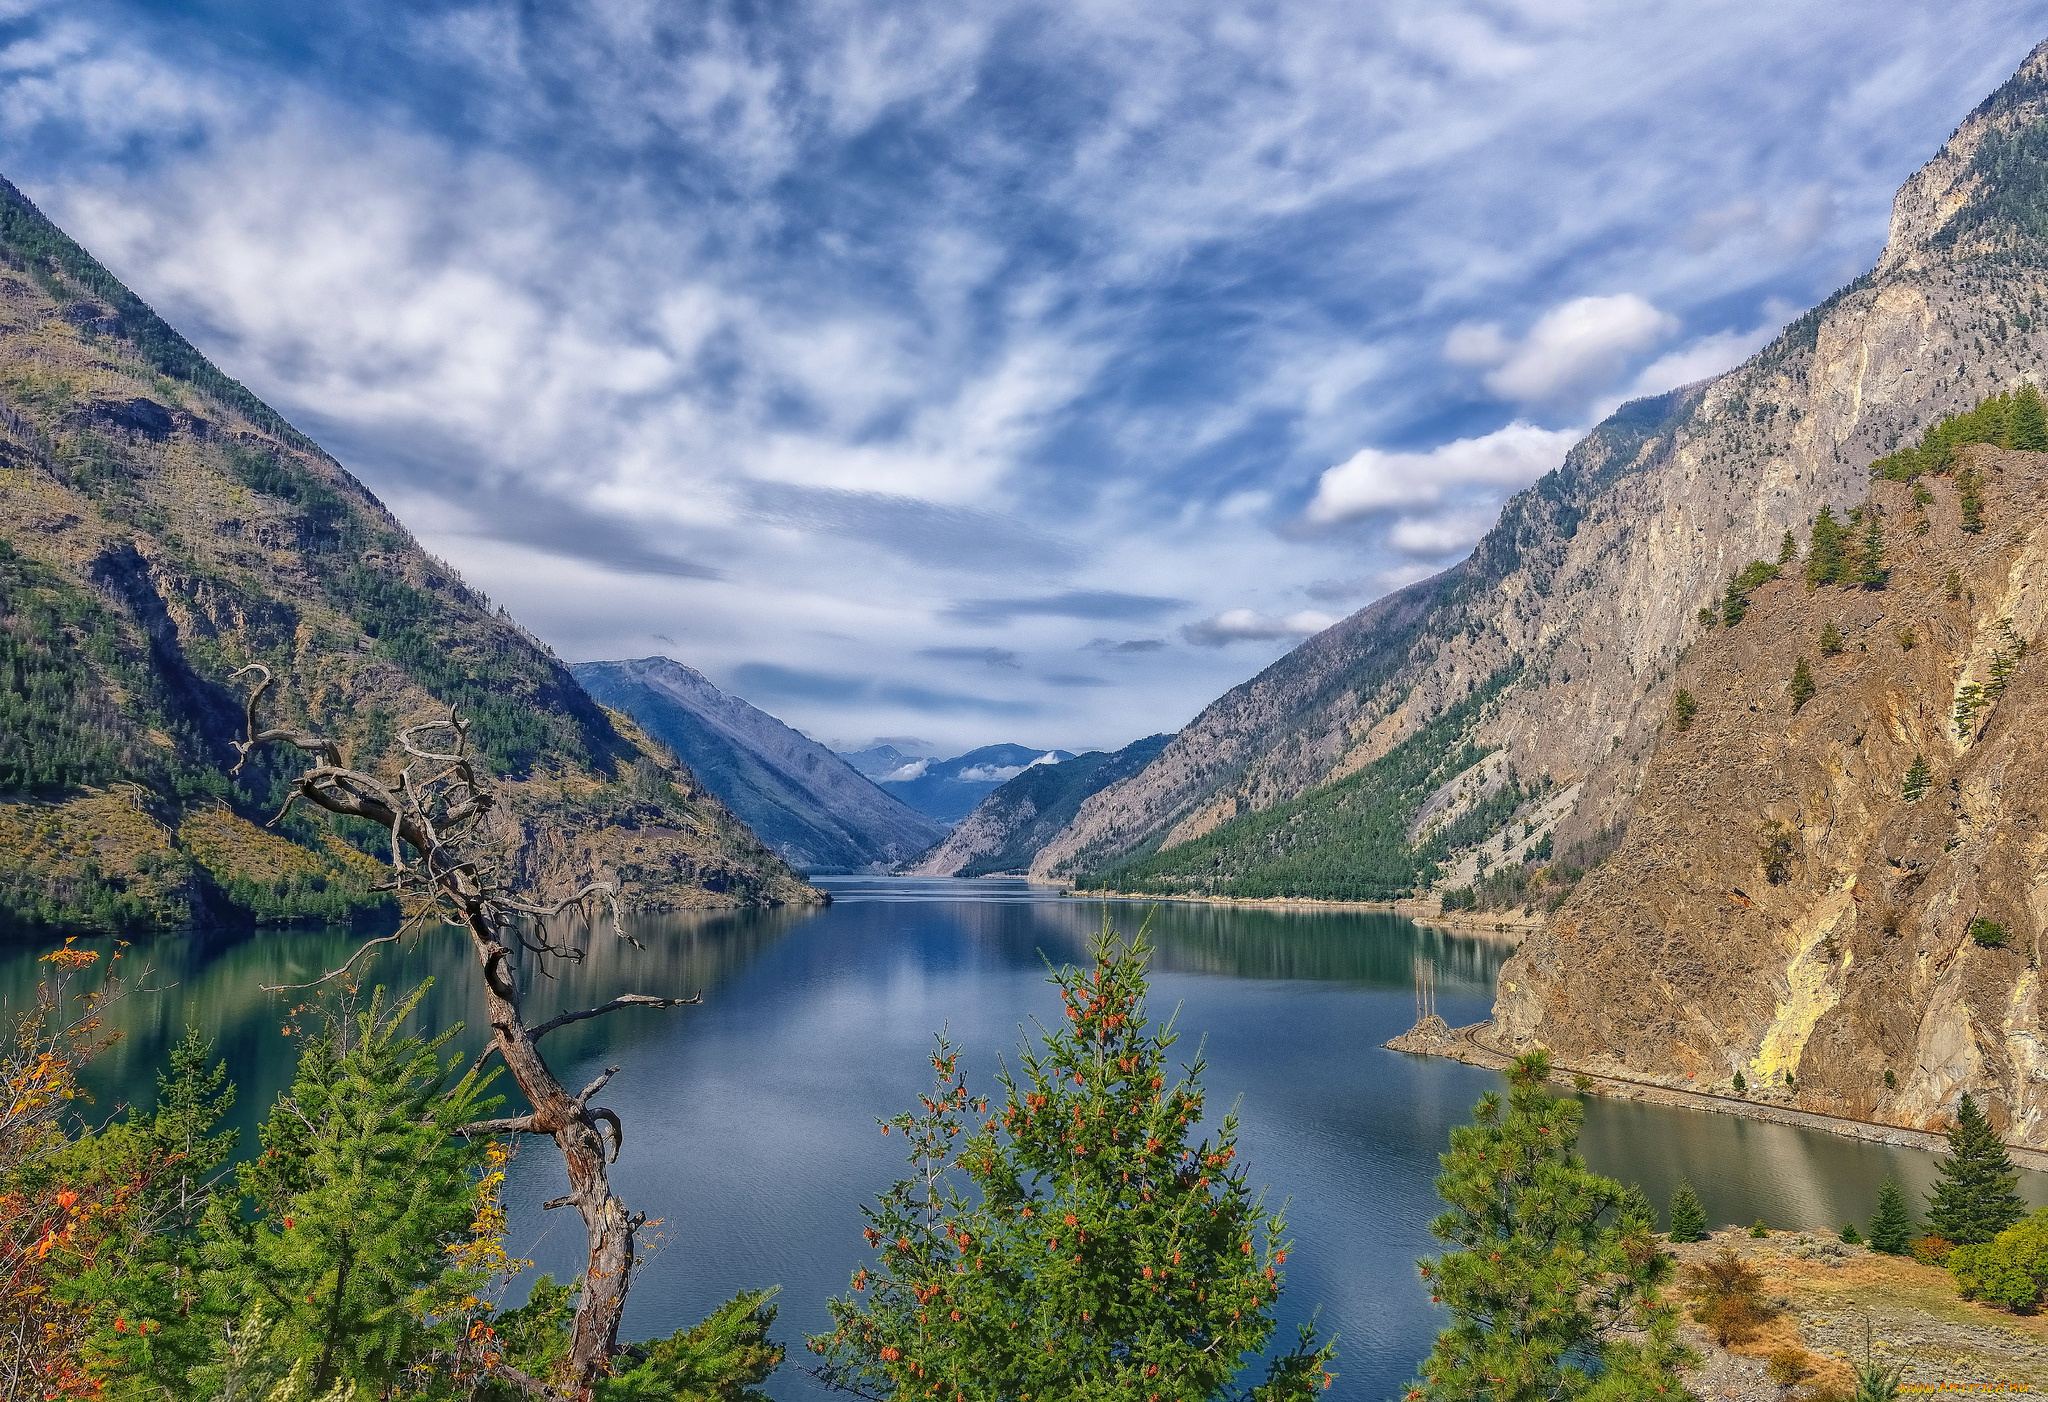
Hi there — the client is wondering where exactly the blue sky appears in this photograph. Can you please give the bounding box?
[0,2,2038,753]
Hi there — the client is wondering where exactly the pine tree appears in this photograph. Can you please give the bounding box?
[1777,530,1798,565]
[1901,754,1932,801]
[1868,1180,1913,1255]
[811,925,1336,1401]
[1860,512,1887,586]
[1668,1182,1708,1242]
[1672,689,1697,732]
[2009,382,2048,451]
[1807,508,1848,587]
[200,982,501,1391]
[1790,657,1816,711]
[1820,622,1844,655]
[1925,1094,2027,1245]
[1411,1053,1691,1400]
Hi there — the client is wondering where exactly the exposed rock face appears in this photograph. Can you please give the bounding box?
[1033,40,2048,898]
[1489,446,2048,1148]
[573,657,945,873]
[908,733,1171,877]
[0,174,818,932]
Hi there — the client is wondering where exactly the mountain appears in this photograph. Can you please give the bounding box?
[855,743,1077,825]
[839,745,922,781]
[0,176,819,936]
[1491,435,2048,1147]
[1034,39,2048,911]
[907,734,1172,877]
[571,657,946,873]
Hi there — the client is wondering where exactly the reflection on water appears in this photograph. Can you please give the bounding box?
[1,877,2038,1400]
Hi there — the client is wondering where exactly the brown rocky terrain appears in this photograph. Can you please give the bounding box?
[1489,443,2048,1147]
[1032,39,2048,896]
[0,174,818,934]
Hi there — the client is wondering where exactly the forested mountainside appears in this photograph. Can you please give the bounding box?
[572,657,945,873]
[908,733,1170,877]
[855,743,1076,825]
[1032,38,2048,904]
[0,177,817,936]
[1492,430,2048,1149]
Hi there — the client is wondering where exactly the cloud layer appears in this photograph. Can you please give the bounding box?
[0,1,2037,750]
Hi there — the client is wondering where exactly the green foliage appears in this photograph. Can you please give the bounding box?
[1667,1182,1708,1243]
[2010,382,2048,450]
[1840,1222,1863,1246]
[1945,568,1964,601]
[1853,1358,1904,1402]
[1869,1181,1913,1256]
[1732,1071,1746,1094]
[199,981,501,1391]
[604,1288,785,1402]
[1777,530,1797,565]
[1080,667,1523,901]
[1860,510,1888,586]
[810,924,1336,1401]
[1969,918,2009,948]
[1870,387,2023,480]
[1671,689,1696,732]
[1696,606,1716,628]
[1925,1094,2027,1246]
[1438,885,1477,913]
[1789,657,1816,712]
[1749,1220,1767,1238]
[1721,559,1779,626]
[1806,508,1851,587]
[1949,1209,2048,1311]
[1411,1052,1692,1401]
[1819,622,1843,656]
[1958,466,1986,534]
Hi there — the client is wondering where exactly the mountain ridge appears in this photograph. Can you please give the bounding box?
[907,733,1172,877]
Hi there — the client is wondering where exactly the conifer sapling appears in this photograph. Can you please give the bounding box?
[1925,1094,2026,1245]
[1668,1182,1708,1243]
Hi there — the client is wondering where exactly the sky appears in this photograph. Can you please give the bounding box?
[0,3,2039,755]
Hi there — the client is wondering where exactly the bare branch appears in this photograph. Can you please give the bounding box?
[542,1194,576,1211]
[228,664,343,772]
[460,1115,544,1137]
[576,1066,620,1106]
[259,927,406,993]
[530,993,701,1042]
[588,1106,623,1163]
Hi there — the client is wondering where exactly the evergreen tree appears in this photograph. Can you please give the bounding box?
[811,925,1336,1401]
[1777,530,1797,565]
[2009,382,2048,451]
[1854,1359,1904,1402]
[1618,1183,1657,1235]
[1668,1182,1708,1243]
[1721,577,1749,627]
[1860,512,1888,586]
[1807,508,1848,587]
[1672,689,1696,732]
[1820,622,1844,655]
[200,982,501,1391]
[1925,1094,2027,1245]
[1789,657,1816,712]
[1868,1180,1913,1255]
[1411,1053,1691,1400]
[1901,754,1932,802]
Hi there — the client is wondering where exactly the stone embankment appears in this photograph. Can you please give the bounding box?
[1386,1019,2048,1174]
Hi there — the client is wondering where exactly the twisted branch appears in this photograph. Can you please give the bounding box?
[531,993,702,1042]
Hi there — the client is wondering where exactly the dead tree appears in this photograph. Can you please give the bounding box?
[230,665,697,1397]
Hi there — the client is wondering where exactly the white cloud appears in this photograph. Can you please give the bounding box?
[1386,509,1501,558]
[1181,609,1339,647]
[1304,421,1579,526]
[1463,294,1679,404]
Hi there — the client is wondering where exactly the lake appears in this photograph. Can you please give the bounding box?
[5,877,2041,1399]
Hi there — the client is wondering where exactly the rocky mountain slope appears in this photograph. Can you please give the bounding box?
[1032,39,2048,899]
[907,733,1170,877]
[846,743,1075,825]
[1489,436,2048,1148]
[572,657,945,873]
[0,176,818,936]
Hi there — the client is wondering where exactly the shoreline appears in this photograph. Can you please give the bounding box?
[1388,1019,2048,1173]
[1066,888,1546,933]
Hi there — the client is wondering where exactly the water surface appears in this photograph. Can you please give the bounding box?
[4,878,2039,1400]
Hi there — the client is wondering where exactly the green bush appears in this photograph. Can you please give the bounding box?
[1949,1209,2048,1311]
[1757,821,1795,884]
[1668,1181,1708,1242]
[1789,657,1816,711]
[1819,622,1844,655]
[1672,689,1697,731]
[1901,753,1932,802]
[1970,918,2009,948]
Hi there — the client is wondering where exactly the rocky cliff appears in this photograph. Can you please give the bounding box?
[1033,40,2048,906]
[572,657,945,873]
[1489,440,2048,1148]
[0,176,818,935]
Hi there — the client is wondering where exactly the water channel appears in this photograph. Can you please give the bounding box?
[4,877,2040,1398]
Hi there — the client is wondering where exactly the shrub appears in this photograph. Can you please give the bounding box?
[1897,625,1917,651]
[1732,1071,1747,1094]
[1790,657,1817,711]
[1673,689,1697,731]
[1765,1348,1812,1386]
[1884,1068,1898,1090]
[1820,622,1844,655]
[1948,1209,2048,1311]
[1697,606,1717,628]
[1840,1222,1864,1245]
[1757,821,1795,884]
[1749,1219,1767,1238]
[1945,568,1964,601]
[1573,1073,1593,1093]
[1910,1235,1955,1266]
[1970,918,2008,948]
[1681,1247,1770,1344]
